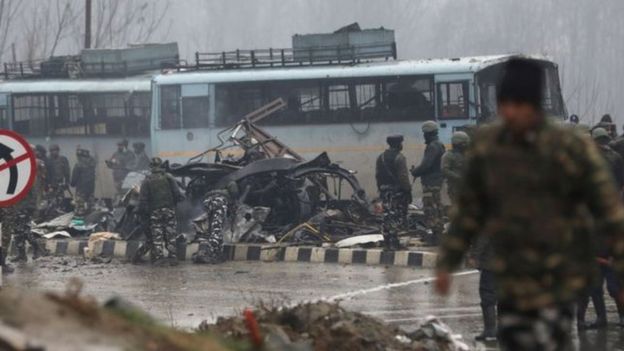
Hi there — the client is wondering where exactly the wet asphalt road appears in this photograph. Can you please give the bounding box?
[5,258,624,350]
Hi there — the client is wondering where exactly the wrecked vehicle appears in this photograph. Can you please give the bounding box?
[166,99,375,243]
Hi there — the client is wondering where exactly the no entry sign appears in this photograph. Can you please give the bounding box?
[0,130,36,207]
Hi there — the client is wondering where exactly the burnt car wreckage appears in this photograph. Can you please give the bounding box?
[37,99,429,248]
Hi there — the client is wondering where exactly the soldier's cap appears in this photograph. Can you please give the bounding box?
[421,121,439,133]
[132,142,145,150]
[569,114,579,124]
[601,114,613,123]
[451,131,470,145]
[386,135,404,146]
[149,157,164,169]
[118,139,129,146]
[49,144,60,151]
[592,127,611,141]
[497,58,544,109]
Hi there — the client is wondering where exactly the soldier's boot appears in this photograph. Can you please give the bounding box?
[588,293,608,329]
[31,240,49,260]
[132,243,151,265]
[475,305,497,342]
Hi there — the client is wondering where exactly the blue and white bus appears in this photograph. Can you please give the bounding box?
[149,54,566,194]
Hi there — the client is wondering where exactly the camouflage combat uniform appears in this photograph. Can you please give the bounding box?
[71,151,96,217]
[376,144,411,249]
[12,165,47,262]
[437,121,624,350]
[138,167,182,264]
[441,133,469,204]
[411,127,446,245]
[192,191,230,264]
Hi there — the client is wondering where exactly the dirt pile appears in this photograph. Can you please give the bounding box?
[201,301,468,351]
[0,280,231,351]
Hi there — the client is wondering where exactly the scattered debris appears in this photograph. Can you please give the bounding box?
[201,301,468,351]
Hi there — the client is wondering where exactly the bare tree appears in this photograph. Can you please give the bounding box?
[90,0,171,49]
[22,0,81,62]
[0,0,21,62]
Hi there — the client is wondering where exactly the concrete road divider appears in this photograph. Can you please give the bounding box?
[38,240,438,268]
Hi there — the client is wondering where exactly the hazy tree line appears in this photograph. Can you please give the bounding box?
[1,0,623,126]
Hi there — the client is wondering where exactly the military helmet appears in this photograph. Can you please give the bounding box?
[132,142,145,150]
[49,144,60,151]
[592,127,610,140]
[149,157,164,169]
[569,114,579,124]
[386,135,404,146]
[421,121,439,133]
[451,131,470,146]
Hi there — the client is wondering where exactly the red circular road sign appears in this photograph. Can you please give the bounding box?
[0,130,37,207]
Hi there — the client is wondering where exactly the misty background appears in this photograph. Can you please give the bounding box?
[0,0,622,126]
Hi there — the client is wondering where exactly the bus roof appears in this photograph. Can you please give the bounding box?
[154,54,551,86]
[0,75,152,94]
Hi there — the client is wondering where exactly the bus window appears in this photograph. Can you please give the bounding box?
[383,76,434,121]
[181,84,210,128]
[437,81,469,119]
[12,94,48,136]
[160,85,181,129]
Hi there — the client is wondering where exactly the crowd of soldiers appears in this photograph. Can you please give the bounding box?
[0,139,151,272]
[375,120,471,249]
[377,58,624,349]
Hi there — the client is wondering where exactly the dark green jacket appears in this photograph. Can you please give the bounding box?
[71,156,96,196]
[375,148,411,193]
[438,121,624,310]
[411,136,446,187]
[47,155,70,186]
[139,170,182,214]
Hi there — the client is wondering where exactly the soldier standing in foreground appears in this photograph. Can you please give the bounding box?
[411,121,446,245]
[435,58,624,350]
[375,135,412,250]
[70,149,96,217]
[441,131,470,205]
[138,158,183,266]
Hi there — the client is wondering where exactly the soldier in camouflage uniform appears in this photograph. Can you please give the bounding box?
[12,147,48,262]
[411,121,446,245]
[70,149,96,217]
[107,139,135,199]
[138,158,183,266]
[576,127,624,329]
[435,59,624,350]
[46,144,70,201]
[442,131,470,205]
[375,135,411,250]
[192,184,239,264]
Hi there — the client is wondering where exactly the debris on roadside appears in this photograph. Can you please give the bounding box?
[0,285,232,351]
[200,301,469,351]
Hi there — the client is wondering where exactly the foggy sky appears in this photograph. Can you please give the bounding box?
[10,0,624,126]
